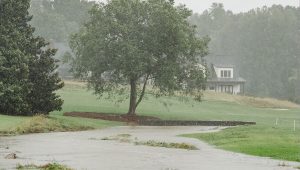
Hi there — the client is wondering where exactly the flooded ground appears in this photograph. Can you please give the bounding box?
[0,126,299,170]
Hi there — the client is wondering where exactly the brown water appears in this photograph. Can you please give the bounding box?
[0,126,299,170]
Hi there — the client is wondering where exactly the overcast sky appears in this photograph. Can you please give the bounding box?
[93,0,299,14]
[175,0,299,13]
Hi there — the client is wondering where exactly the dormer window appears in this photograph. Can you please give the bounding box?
[221,70,231,78]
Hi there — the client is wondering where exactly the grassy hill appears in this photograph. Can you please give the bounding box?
[0,81,299,161]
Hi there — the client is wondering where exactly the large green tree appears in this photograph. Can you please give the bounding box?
[0,0,31,114]
[69,0,209,115]
[0,0,64,115]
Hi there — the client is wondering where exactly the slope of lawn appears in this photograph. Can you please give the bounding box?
[0,114,121,135]
[0,115,30,131]
[183,123,300,162]
[0,82,123,135]
[0,81,299,162]
[56,82,300,162]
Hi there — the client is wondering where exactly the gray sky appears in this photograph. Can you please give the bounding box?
[175,0,299,13]
[94,0,299,14]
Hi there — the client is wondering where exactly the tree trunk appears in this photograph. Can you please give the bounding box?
[127,79,137,116]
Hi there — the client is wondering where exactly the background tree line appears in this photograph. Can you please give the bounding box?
[190,4,300,103]
[29,1,300,103]
[29,0,95,77]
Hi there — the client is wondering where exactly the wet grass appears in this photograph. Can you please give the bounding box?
[278,162,290,167]
[100,133,133,143]
[0,115,30,132]
[183,124,300,162]
[204,91,299,109]
[100,134,198,150]
[0,81,299,161]
[0,83,124,135]
[56,82,300,123]
[134,140,198,150]
[0,115,121,136]
[17,163,72,170]
[11,115,93,135]
[116,134,132,138]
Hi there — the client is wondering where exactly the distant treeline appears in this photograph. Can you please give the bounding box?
[29,0,95,77]
[190,3,300,103]
[30,0,94,42]
[29,1,300,103]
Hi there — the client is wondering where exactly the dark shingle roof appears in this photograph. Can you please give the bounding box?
[207,63,246,83]
[208,77,246,83]
[213,64,235,68]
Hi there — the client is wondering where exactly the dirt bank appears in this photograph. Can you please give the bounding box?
[64,112,256,126]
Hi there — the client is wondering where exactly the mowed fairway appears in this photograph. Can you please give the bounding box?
[1,82,300,162]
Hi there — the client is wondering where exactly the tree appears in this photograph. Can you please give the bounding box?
[26,38,64,115]
[69,0,209,116]
[0,0,64,116]
[0,0,31,114]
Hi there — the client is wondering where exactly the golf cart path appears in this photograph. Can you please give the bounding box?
[0,126,299,170]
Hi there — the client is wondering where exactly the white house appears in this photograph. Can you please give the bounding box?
[207,64,246,95]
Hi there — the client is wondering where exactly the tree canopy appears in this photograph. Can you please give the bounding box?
[69,0,209,115]
[0,0,64,115]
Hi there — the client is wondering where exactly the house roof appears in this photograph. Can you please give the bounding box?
[207,63,246,83]
[213,64,235,68]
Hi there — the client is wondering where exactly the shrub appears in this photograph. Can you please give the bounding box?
[17,163,73,170]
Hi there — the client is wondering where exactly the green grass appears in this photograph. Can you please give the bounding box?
[0,112,122,135]
[0,115,30,131]
[99,133,198,150]
[183,125,300,162]
[0,82,299,161]
[17,163,72,170]
[0,83,123,135]
[134,140,198,150]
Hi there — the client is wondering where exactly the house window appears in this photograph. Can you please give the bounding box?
[221,70,231,78]
[220,85,233,94]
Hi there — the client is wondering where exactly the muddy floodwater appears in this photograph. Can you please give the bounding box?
[0,126,299,170]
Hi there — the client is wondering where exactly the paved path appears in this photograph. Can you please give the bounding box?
[0,126,299,170]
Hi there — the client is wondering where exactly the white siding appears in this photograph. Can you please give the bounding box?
[233,84,241,94]
[214,67,234,78]
[209,84,242,94]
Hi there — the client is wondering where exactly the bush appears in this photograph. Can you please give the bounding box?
[0,0,64,116]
